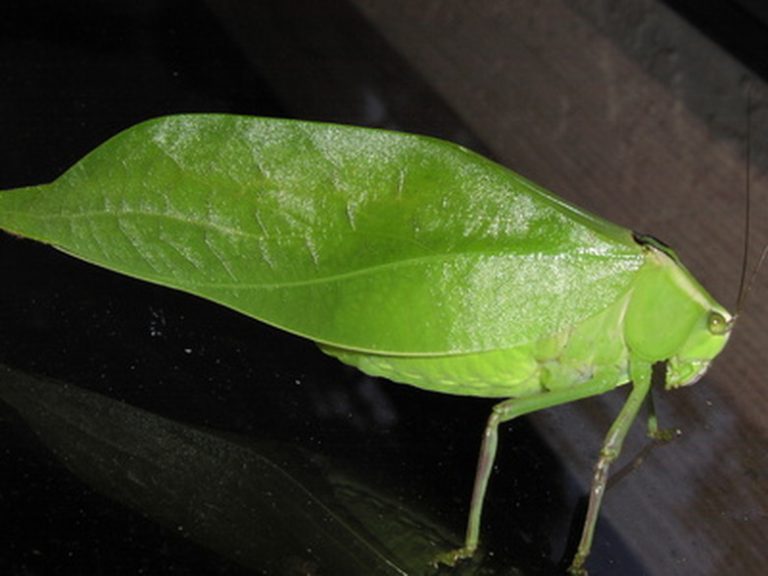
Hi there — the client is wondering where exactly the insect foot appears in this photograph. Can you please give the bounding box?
[567,554,588,576]
[648,426,681,443]
[430,545,476,569]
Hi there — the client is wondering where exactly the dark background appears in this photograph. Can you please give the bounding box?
[1,1,767,575]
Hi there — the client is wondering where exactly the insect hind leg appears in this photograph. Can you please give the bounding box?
[433,378,618,568]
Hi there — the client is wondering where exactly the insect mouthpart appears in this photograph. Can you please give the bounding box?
[680,362,711,387]
[665,358,713,390]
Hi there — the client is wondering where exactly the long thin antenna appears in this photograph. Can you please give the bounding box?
[736,79,768,318]
[735,80,752,317]
[739,244,768,317]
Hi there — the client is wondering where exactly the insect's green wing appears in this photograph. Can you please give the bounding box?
[0,115,645,354]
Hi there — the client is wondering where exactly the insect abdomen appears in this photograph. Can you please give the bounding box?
[321,343,542,397]
[320,293,632,399]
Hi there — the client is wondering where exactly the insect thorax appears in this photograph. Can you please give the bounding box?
[624,246,731,388]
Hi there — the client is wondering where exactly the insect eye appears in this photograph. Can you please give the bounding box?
[707,311,729,335]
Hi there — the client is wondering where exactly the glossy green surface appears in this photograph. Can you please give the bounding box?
[0,115,643,355]
[324,246,731,397]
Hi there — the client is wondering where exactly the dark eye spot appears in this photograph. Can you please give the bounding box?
[707,311,729,335]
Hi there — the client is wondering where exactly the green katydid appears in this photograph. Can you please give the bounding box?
[0,115,741,574]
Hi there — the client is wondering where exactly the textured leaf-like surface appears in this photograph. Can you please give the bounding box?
[0,116,644,354]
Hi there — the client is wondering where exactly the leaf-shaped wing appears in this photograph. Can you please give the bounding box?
[0,116,644,354]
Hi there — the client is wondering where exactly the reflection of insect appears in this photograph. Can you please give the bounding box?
[0,115,756,574]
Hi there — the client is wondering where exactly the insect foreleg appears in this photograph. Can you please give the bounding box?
[645,384,679,442]
[568,360,653,576]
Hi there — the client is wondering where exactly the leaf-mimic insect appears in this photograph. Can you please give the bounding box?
[0,116,739,574]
